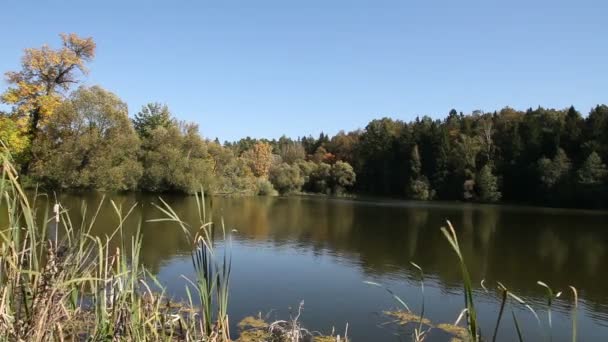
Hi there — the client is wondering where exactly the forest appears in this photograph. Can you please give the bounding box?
[1,34,607,208]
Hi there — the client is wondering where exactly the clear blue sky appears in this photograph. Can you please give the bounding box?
[1,0,606,141]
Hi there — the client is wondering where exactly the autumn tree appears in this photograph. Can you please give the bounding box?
[2,33,95,137]
[277,138,306,164]
[243,142,273,178]
[0,114,29,160]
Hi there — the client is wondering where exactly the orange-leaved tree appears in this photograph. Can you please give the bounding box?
[243,142,274,178]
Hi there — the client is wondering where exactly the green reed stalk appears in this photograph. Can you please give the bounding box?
[512,310,525,342]
[151,189,232,339]
[492,283,509,342]
[0,152,230,340]
[440,220,479,341]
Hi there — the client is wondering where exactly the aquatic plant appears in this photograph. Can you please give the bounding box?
[0,153,231,341]
[366,219,581,342]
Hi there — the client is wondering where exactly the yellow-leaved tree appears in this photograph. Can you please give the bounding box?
[2,33,95,138]
[0,115,29,158]
[243,142,274,178]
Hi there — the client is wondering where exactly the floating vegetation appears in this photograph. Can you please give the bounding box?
[436,323,469,341]
[236,303,348,342]
[367,219,581,342]
[238,316,270,330]
[385,310,432,326]
[384,310,469,341]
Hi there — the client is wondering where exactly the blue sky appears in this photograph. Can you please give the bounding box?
[1,0,606,141]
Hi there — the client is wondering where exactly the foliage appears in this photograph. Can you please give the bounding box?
[0,114,29,159]
[30,86,142,191]
[242,141,274,178]
[538,148,571,190]
[577,151,607,185]
[139,121,214,194]
[408,145,433,200]
[1,33,95,136]
[132,102,173,137]
[256,178,278,196]
[575,151,607,207]
[269,163,305,194]
[207,142,257,195]
[6,34,608,206]
[277,138,306,164]
[331,160,356,194]
[477,164,502,202]
[409,178,432,201]
[308,162,331,194]
[0,155,234,341]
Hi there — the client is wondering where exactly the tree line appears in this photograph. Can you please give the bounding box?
[0,34,356,197]
[1,34,607,208]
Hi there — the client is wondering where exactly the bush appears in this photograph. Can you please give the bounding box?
[269,163,304,194]
[256,178,278,196]
[409,176,432,200]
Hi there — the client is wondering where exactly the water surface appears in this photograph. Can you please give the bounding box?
[48,194,608,341]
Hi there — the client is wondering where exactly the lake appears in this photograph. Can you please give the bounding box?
[42,193,608,341]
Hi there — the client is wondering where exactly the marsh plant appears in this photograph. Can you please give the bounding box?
[367,220,580,342]
[0,153,349,342]
[0,153,231,341]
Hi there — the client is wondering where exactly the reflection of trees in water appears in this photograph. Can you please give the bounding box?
[33,194,608,315]
[227,199,608,315]
[538,229,569,271]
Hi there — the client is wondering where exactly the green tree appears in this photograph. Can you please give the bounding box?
[269,163,304,194]
[139,121,214,194]
[453,134,481,199]
[538,148,571,190]
[330,161,356,194]
[31,86,142,191]
[407,145,432,200]
[577,152,607,185]
[477,164,501,202]
[133,102,173,137]
[309,162,331,193]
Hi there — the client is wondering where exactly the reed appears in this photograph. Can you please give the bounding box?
[366,219,582,342]
[440,220,479,342]
[0,153,229,341]
[0,151,584,342]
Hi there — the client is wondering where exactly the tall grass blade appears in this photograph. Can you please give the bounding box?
[440,220,478,341]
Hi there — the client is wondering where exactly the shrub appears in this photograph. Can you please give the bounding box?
[269,163,304,194]
[256,178,278,196]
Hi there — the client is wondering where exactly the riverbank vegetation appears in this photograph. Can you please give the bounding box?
[2,33,608,208]
[0,153,351,341]
[0,152,583,341]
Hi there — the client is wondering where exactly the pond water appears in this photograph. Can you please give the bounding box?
[45,194,608,341]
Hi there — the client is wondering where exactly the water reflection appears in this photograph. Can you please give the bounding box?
[29,194,608,340]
